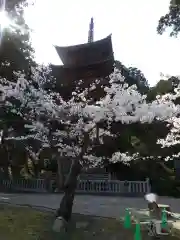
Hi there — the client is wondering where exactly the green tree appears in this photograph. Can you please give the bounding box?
[157,0,180,36]
[115,61,149,94]
[0,0,35,178]
[0,0,34,78]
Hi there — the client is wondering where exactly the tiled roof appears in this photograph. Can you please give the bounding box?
[54,35,114,66]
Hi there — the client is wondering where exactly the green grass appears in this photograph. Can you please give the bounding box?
[0,204,55,240]
[61,214,135,240]
[0,204,179,240]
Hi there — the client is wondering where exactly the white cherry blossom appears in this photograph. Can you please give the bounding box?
[1,67,180,166]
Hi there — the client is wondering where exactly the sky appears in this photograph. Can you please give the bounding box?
[24,0,180,86]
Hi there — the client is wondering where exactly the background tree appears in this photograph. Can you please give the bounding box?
[0,0,34,77]
[0,0,35,178]
[157,0,180,36]
[115,61,149,93]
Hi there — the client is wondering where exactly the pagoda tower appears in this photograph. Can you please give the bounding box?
[88,17,94,43]
[51,18,114,86]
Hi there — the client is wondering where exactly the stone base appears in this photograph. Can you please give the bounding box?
[52,216,67,233]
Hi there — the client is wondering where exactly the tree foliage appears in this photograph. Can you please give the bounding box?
[1,67,179,167]
[157,0,180,36]
[0,0,35,178]
[0,0,34,79]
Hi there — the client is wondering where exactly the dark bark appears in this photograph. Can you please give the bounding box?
[56,159,82,222]
[24,160,31,176]
[11,165,21,179]
[2,166,9,178]
[57,157,65,191]
[31,160,40,178]
[44,172,52,192]
[56,131,92,223]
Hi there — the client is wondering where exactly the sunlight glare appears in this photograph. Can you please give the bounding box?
[0,11,10,31]
[0,11,10,30]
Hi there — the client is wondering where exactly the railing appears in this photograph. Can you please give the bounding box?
[0,178,47,193]
[0,178,151,196]
[77,179,151,195]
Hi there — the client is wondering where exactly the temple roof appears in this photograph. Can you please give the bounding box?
[54,35,114,67]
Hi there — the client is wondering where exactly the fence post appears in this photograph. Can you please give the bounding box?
[146,178,151,193]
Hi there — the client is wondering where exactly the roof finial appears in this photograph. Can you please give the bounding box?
[88,17,94,43]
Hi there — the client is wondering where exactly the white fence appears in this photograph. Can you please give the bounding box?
[0,179,47,193]
[78,179,151,195]
[0,178,151,196]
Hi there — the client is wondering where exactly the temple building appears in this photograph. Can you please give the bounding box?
[51,18,114,86]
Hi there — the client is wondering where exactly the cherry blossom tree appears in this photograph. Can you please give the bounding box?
[0,66,180,224]
[157,86,180,162]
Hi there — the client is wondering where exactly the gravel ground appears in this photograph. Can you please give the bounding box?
[0,193,180,218]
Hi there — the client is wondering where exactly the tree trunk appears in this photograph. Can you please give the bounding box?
[57,157,64,191]
[2,166,9,179]
[31,160,40,178]
[24,160,31,177]
[11,165,21,179]
[55,131,91,224]
[56,158,82,222]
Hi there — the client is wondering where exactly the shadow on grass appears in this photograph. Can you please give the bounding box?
[56,214,133,240]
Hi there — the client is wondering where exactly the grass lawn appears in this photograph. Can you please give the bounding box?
[0,204,56,240]
[0,204,179,240]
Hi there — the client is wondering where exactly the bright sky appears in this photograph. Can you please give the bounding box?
[24,0,180,86]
